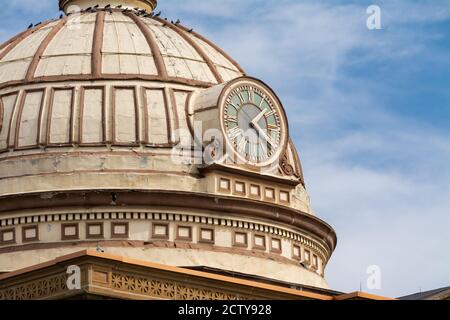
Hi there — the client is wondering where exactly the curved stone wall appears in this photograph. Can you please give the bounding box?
[0,208,330,288]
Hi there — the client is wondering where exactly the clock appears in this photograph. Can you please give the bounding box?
[219,78,288,167]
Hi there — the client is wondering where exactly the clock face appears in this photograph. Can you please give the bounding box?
[221,81,287,166]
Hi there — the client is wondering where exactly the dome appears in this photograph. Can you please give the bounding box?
[0,0,336,290]
[0,9,244,88]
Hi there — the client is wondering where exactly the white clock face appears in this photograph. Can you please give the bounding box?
[221,81,287,166]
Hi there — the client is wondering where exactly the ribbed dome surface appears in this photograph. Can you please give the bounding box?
[0,11,244,88]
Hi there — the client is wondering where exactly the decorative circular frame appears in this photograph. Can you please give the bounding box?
[218,77,289,168]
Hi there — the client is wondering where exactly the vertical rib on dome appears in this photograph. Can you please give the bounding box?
[92,11,106,77]
[0,21,52,60]
[25,18,68,81]
[124,11,168,80]
[153,17,224,83]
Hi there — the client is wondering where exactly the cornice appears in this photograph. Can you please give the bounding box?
[0,190,337,252]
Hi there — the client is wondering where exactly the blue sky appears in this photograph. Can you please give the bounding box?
[1,0,449,298]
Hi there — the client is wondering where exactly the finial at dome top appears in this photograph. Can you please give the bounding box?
[59,0,158,14]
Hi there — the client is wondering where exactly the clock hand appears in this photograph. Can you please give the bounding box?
[251,108,267,126]
[252,121,276,147]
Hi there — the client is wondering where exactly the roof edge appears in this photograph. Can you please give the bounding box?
[0,249,332,300]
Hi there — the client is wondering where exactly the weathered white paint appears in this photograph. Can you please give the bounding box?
[17,91,43,147]
[144,88,169,144]
[49,89,73,144]
[81,88,103,143]
[114,88,137,143]
[0,93,18,149]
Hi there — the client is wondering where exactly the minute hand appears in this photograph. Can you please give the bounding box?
[251,108,267,125]
[252,121,276,147]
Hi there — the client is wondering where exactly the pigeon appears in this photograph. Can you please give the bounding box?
[105,4,111,9]
[59,14,64,19]
[175,19,180,24]
[116,5,122,9]
[154,11,161,17]
[28,23,33,29]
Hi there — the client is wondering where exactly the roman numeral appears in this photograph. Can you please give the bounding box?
[259,142,268,157]
[258,98,265,108]
[264,109,276,118]
[228,102,240,110]
[238,137,248,152]
[226,115,238,123]
[265,135,277,148]
[238,93,245,103]
[228,126,241,140]
[249,143,258,157]
[248,89,254,103]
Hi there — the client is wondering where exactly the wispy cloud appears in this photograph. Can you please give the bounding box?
[160,0,450,297]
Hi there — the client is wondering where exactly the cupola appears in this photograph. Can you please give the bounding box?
[59,0,158,14]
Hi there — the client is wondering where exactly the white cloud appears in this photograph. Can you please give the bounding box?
[313,160,450,296]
